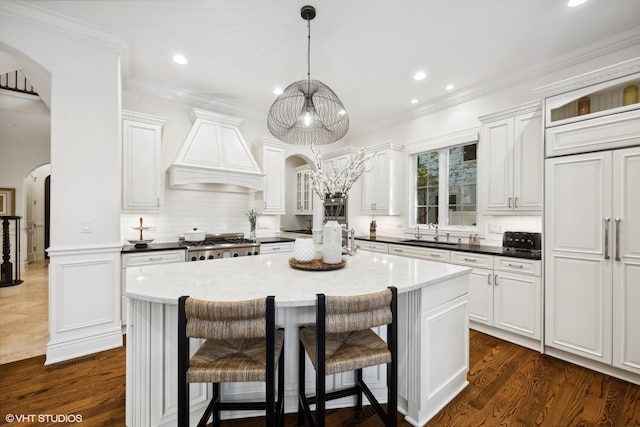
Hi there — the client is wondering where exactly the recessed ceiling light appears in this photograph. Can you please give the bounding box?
[567,0,588,7]
[411,99,418,104]
[413,71,426,81]
[446,84,455,91]
[172,54,188,65]
[273,87,283,95]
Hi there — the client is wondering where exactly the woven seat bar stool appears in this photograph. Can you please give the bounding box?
[178,295,285,427]
[298,286,398,427]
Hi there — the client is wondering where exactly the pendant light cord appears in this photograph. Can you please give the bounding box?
[306,18,311,89]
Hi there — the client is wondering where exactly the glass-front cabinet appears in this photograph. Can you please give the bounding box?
[295,165,313,215]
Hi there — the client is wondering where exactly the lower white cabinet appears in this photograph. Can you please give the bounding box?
[121,249,185,325]
[493,257,541,341]
[389,244,450,262]
[450,252,541,350]
[260,241,294,254]
[356,240,389,254]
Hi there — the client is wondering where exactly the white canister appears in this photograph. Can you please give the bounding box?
[293,236,315,263]
[322,220,343,264]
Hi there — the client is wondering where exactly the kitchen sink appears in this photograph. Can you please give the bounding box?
[400,239,461,247]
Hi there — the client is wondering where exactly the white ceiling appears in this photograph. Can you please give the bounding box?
[2,0,640,139]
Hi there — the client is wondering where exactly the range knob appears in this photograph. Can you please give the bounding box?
[190,256,197,262]
[253,251,259,255]
[208,255,214,259]
[199,255,205,261]
[247,251,253,256]
[233,253,239,257]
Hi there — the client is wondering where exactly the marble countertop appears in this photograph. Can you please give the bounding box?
[125,251,470,307]
[356,235,542,260]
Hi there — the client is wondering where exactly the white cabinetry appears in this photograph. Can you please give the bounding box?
[545,147,640,376]
[450,252,541,350]
[361,143,403,215]
[121,249,185,326]
[122,110,166,211]
[450,252,494,326]
[540,59,640,382]
[389,244,450,263]
[295,166,313,214]
[356,240,389,254]
[260,241,294,254]
[479,103,542,214]
[253,139,286,215]
[493,257,541,341]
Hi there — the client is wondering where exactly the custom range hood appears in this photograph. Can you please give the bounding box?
[167,109,264,192]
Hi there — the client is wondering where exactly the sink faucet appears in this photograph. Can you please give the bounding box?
[414,225,423,239]
[428,223,439,241]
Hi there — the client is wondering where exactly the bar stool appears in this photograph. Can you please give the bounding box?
[298,286,397,427]
[178,295,284,427]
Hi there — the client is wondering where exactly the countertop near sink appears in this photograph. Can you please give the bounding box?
[121,242,187,254]
[356,235,541,260]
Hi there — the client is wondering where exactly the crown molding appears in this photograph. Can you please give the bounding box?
[0,0,128,56]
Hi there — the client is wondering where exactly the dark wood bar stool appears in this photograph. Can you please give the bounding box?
[178,295,284,427]
[298,286,398,427]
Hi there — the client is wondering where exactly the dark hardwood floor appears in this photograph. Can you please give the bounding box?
[1,331,639,426]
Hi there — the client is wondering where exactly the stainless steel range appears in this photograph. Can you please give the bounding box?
[181,233,260,262]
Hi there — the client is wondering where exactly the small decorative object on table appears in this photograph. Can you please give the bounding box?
[129,217,153,248]
[247,209,257,240]
[288,257,346,271]
[293,236,315,263]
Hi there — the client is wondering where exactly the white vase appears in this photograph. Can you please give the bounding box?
[322,220,343,264]
[293,236,315,263]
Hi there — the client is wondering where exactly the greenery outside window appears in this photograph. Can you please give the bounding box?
[413,141,478,229]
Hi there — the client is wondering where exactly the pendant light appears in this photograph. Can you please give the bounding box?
[267,5,349,145]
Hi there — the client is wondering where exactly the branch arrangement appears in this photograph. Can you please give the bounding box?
[309,144,374,200]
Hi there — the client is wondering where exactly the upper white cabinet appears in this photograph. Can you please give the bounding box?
[253,139,285,215]
[361,143,403,215]
[121,110,166,211]
[295,166,313,215]
[479,102,543,214]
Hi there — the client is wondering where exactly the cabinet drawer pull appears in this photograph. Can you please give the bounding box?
[514,197,519,208]
[507,263,523,268]
[148,257,164,261]
[464,257,477,262]
[508,197,512,208]
[394,248,403,253]
[487,274,491,285]
[429,254,441,258]
[494,274,499,285]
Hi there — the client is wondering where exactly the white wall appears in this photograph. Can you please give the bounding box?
[1,2,125,363]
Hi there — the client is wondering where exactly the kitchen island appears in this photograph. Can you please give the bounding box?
[125,251,471,427]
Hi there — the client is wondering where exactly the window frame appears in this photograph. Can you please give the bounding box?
[406,129,482,235]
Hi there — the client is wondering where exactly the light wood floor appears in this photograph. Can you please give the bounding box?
[2,330,639,426]
[0,260,49,364]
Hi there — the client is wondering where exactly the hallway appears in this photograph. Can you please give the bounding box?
[0,260,49,364]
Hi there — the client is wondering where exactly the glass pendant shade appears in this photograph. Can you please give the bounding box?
[267,5,349,145]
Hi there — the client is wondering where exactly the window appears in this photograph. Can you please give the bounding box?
[414,142,477,228]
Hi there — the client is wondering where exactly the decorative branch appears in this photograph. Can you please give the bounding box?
[309,144,374,201]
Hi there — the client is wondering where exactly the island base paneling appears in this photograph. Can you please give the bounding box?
[124,255,470,427]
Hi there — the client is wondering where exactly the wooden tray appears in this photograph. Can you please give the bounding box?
[288,257,346,271]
